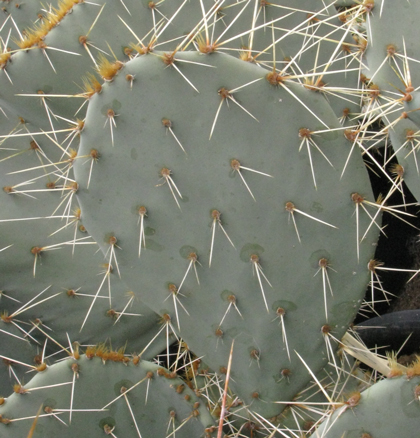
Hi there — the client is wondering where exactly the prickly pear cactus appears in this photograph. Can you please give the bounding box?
[309,375,420,438]
[1,0,418,436]
[73,49,378,418]
[362,0,420,201]
[0,355,215,437]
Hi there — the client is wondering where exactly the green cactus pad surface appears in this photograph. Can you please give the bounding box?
[0,354,215,437]
[0,113,169,365]
[308,376,420,438]
[74,50,379,417]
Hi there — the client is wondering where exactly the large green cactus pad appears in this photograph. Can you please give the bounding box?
[74,50,379,417]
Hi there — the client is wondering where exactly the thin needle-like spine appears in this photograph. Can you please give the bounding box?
[80,263,112,332]
[122,389,143,438]
[210,78,261,139]
[156,168,183,210]
[137,206,147,258]
[178,252,200,293]
[314,258,336,322]
[209,210,235,267]
[104,109,118,146]
[219,294,243,327]
[162,118,186,154]
[102,376,148,410]
[144,372,153,405]
[273,307,291,361]
[164,284,189,330]
[295,351,333,404]
[217,340,234,438]
[69,363,79,424]
[285,202,337,242]
[230,158,273,201]
[250,254,272,313]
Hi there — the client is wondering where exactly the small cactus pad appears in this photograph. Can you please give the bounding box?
[0,354,215,437]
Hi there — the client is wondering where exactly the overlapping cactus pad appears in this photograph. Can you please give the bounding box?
[309,375,420,438]
[0,355,215,437]
[1,0,420,437]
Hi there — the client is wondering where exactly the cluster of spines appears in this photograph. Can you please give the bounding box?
[15,0,84,49]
